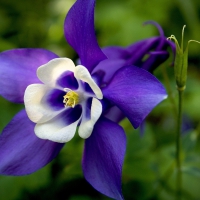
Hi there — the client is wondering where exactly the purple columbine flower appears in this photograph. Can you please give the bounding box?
[0,0,167,199]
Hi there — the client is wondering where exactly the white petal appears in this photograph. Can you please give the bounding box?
[78,98,102,139]
[74,65,103,99]
[35,114,81,143]
[24,84,64,123]
[37,58,75,87]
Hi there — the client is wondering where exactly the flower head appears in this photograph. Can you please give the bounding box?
[24,58,103,142]
[168,25,200,91]
[0,0,168,199]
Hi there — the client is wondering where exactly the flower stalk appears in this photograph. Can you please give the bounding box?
[168,26,186,200]
[176,89,183,199]
[168,26,200,199]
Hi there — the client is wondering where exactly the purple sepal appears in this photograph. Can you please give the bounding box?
[82,117,126,200]
[0,110,64,175]
[64,0,107,72]
[0,48,59,103]
[103,65,167,128]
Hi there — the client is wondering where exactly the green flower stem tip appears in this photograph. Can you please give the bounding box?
[167,25,200,91]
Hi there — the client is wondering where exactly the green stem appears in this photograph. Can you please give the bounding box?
[176,89,183,200]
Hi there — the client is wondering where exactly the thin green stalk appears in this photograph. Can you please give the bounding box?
[167,25,200,200]
[176,89,183,200]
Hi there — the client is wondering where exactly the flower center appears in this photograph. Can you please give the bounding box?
[63,90,79,108]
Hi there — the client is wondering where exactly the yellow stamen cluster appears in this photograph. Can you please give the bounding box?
[63,90,79,108]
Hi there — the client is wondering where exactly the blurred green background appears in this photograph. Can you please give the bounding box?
[1,0,200,199]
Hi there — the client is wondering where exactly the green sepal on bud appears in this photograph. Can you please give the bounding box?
[168,25,200,91]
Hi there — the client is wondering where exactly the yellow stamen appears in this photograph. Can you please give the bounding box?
[63,90,79,108]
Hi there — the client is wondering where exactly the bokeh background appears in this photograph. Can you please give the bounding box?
[1,0,200,199]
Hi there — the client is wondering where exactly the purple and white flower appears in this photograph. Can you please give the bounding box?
[24,58,103,142]
[0,0,169,199]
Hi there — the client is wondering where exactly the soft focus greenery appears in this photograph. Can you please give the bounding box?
[1,0,200,199]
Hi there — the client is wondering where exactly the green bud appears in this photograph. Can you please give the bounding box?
[168,25,200,91]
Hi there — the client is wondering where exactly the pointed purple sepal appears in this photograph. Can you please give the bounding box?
[64,0,107,72]
[103,66,167,128]
[0,48,59,103]
[82,117,126,200]
[0,110,64,175]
